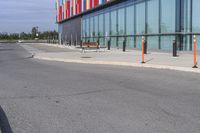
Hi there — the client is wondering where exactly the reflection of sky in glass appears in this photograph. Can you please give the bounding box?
[99,14,104,36]
[126,5,134,35]
[147,0,159,33]
[136,3,145,34]
[0,0,56,33]
[193,0,200,32]
[161,0,175,33]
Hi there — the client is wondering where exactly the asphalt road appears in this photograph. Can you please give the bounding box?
[0,43,200,133]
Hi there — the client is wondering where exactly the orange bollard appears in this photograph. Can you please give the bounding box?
[193,35,198,68]
[141,36,145,64]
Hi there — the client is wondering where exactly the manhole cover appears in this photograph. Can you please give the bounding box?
[81,56,92,58]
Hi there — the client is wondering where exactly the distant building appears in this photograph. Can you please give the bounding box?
[56,0,200,51]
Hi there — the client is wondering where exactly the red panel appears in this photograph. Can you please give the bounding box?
[90,0,93,8]
[58,7,60,21]
[56,7,58,21]
[61,6,62,21]
[75,0,78,14]
[76,0,79,14]
[65,1,68,18]
[59,6,62,21]
[77,0,81,14]
[78,0,82,13]
[94,0,98,7]
[67,1,70,17]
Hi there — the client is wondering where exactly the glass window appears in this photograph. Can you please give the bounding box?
[136,36,142,49]
[99,13,104,36]
[90,17,94,37]
[196,35,200,50]
[118,8,125,48]
[110,10,117,47]
[184,0,191,33]
[93,37,98,43]
[147,0,159,33]
[111,37,117,47]
[161,0,176,33]
[90,17,94,42]
[192,0,200,32]
[127,37,134,48]
[160,36,174,50]
[86,18,90,37]
[136,2,145,34]
[99,38,105,46]
[135,2,145,49]
[126,5,134,35]
[110,10,117,36]
[82,19,86,37]
[192,0,200,50]
[183,35,191,51]
[105,12,110,37]
[147,36,159,49]
[183,0,192,51]
[118,8,125,35]
[105,12,110,46]
[94,15,99,37]
[118,37,125,48]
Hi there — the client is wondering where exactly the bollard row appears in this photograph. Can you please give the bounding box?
[141,35,198,68]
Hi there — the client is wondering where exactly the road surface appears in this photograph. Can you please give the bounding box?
[0,43,200,133]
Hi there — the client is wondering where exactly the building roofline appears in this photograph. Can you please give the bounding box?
[57,0,127,24]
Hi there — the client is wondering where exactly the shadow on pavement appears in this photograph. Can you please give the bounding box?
[0,106,13,133]
[0,49,14,51]
[145,58,154,63]
[0,56,34,64]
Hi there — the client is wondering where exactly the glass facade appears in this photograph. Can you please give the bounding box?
[99,13,105,46]
[126,5,134,48]
[135,2,145,49]
[90,17,94,42]
[94,15,99,42]
[118,8,125,48]
[147,0,159,49]
[193,0,200,50]
[59,0,200,51]
[104,12,110,47]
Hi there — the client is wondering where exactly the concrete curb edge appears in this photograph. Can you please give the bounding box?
[34,55,200,74]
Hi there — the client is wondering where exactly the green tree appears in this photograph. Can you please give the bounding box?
[31,27,38,39]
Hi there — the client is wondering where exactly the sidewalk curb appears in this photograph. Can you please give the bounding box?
[34,55,200,74]
[39,43,77,50]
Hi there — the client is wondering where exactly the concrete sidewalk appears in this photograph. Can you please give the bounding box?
[22,43,200,73]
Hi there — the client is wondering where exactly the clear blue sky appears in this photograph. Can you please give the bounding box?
[0,0,57,33]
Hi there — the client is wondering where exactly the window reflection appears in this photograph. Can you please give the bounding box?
[161,0,175,33]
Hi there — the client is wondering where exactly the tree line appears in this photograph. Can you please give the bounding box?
[0,27,58,40]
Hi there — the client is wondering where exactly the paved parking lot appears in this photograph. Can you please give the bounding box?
[1,43,200,133]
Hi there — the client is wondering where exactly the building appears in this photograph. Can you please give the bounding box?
[56,0,200,51]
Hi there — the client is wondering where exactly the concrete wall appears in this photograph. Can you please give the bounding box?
[59,16,81,46]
